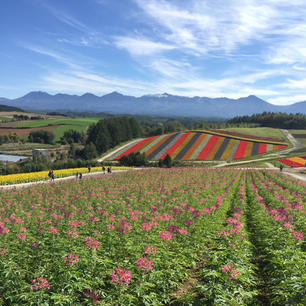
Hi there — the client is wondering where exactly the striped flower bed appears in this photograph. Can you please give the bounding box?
[108,131,288,161]
[278,156,306,167]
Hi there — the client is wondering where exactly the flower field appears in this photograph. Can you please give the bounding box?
[278,156,306,167]
[0,166,131,185]
[109,131,287,161]
[0,169,305,305]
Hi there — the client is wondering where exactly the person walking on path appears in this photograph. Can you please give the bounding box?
[88,165,91,173]
[50,170,55,181]
[102,166,106,174]
[280,164,283,172]
[79,173,82,179]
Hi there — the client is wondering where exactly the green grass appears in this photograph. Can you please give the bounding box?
[0,116,13,122]
[219,127,287,140]
[16,118,100,128]
[288,129,306,134]
[16,118,101,141]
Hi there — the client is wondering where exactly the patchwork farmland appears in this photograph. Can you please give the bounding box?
[108,130,287,161]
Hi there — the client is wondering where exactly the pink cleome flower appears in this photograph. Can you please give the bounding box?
[67,230,79,238]
[111,268,131,287]
[62,253,79,266]
[137,257,153,271]
[0,248,7,254]
[49,227,58,234]
[84,236,100,249]
[160,231,173,241]
[144,245,157,255]
[32,276,50,290]
[17,233,26,241]
[292,231,304,241]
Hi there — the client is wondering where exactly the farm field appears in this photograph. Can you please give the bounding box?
[0,169,305,305]
[0,118,100,141]
[278,156,306,167]
[214,127,287,141]
[109,131,287,161]
[288,129,306,147]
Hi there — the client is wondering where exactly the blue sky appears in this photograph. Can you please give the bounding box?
[0,0,305,105]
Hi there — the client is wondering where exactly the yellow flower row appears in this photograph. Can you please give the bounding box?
[0,166,132,185]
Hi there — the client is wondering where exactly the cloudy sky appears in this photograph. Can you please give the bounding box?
[1,0,305,105]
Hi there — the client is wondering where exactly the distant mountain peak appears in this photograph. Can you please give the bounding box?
[2,91,305,118]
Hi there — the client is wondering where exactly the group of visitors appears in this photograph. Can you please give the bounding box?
[48,165,113,182]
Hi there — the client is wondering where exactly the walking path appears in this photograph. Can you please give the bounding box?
[97,139,141,162]
[0,169,131,190]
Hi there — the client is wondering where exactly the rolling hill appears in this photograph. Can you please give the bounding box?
[107,130,288,161]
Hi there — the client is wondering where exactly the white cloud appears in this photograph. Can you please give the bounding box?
[114,36,175,56]
[268,95,306,105]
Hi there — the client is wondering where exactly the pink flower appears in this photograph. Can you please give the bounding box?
[283,222,294,230]
[20,227,27,232]
[84,236,100,249]
[137,257,153,271]
[17,233,26,241]
[111,268,131,286]
[62,253,79,266]
[229,243,237,248]
[69,220,79,228]
[49,227,58,234]
[0,248,7,254]
[32,276,50,290]
[292,231,304,241]
[107,224,114,230]
[141,223,152,230]
[67,230,79,238]
[160,231,172,241]
[178,228,188,235]
[144,245,157,255]
[221,264,233,273]
[230,269,240,279]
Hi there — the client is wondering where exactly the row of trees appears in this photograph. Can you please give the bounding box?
[86,117,143,155]
[227,112,305,129]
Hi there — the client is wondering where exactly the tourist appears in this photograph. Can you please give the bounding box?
[79,173,82,179]
[102,166,106,174]
[279,164,283,172]
[50,170,55,181]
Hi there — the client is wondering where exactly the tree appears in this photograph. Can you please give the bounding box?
[83,142,98,160]
[119,152,148,167]
[28,131,55,144]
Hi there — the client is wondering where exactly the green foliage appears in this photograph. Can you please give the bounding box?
[228,112,306,129]
[86,116,143,154]
[60,129,85,144]
[28,130,55,144]
[158,154,172,168]
[119,152,148,167]
[82,142,98,160]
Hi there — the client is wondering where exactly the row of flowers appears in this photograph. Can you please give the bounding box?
[111,131,287,161]
[278,156,306,167]
[247,170,305,305]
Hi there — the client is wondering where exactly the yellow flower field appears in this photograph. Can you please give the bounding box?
[0,166,132,185]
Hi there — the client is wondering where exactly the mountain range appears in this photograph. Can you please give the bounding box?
[0,91,305,118]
